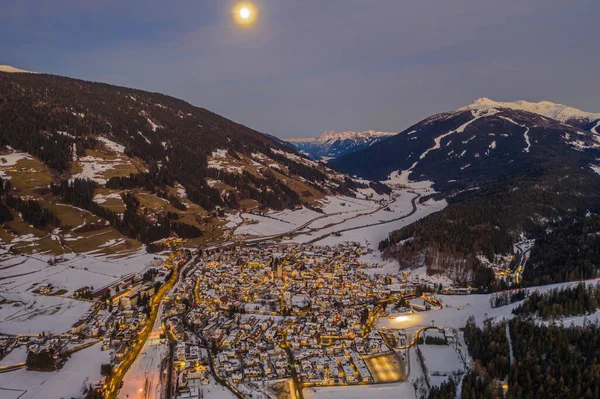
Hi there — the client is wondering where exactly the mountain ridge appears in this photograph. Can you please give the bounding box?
[461,97,600,125]
[286,129,397,160]
[331,98,600,186]
[0,65,37,74]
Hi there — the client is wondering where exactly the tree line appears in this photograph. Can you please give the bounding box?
[461,316,600,398]
[512,282,600,320]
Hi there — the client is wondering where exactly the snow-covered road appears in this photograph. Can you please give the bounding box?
[119,308,167,399]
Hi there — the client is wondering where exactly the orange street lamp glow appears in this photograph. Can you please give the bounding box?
[233,2,258,27]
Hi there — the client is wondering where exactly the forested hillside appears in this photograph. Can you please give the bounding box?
[512,282,600,319]
[0,71,367,251]
[524,215,600,285]
[0,72,356,212]
[461,317,600,399]
[379,165,600,287]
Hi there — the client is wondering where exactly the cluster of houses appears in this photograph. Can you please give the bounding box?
[171,338,213,399]
[61,266,169,394]
[168,243,422,391]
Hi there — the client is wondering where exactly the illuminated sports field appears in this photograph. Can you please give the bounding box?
[364,353,405,383]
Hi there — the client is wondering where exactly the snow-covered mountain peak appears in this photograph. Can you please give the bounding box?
[318,130,396,143]
[286,130,397,160]
[460,98,600,124]
[0,65,37,74]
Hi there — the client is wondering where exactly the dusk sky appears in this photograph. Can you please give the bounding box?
[2,0,599,138]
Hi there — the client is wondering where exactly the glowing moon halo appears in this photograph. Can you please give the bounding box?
[233,2,258,27]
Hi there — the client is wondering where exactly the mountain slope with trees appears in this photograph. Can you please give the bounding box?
[368,99,600,287]
[0,71,358,211]
[0,70,368,251]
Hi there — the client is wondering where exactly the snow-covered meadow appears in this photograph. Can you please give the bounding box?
[233,186,446,254]
[0,251,160,335]
[0,343,110,399]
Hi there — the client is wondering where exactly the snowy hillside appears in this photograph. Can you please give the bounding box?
[0,70,375,255]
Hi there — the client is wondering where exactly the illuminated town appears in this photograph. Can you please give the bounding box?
[0,239,474,399]
[97,241,465,398]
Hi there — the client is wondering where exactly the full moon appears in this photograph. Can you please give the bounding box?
[240,7,251,19]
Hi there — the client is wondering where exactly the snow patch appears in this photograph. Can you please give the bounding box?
[137,131,151,144]
[592,121,600,135]
[56,131,75,139]
[211,149,228,158]
[140,111,162,132]
[0,65,37,74]
[97,137,125,153]
[93,191,122,204]
[499,116,531,153]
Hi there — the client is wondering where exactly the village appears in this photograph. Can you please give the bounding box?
[161,242,455,399]
[0,240,470,399]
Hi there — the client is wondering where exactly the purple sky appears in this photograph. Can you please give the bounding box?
[1,0,599,138]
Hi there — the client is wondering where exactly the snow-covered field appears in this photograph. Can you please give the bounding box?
[233,186,447,254]
[196,376,238,399]
[0,291,91,335]
[0,251,159,335]
[0,252,157,295]
[0,345,27,367]
[0,342,110,399]
[233,198,380,238]
[419,344,464,376]
[235,208,322,236]
[303,197,446,250]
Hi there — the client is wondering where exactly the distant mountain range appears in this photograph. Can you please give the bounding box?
[286,130,397,160]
